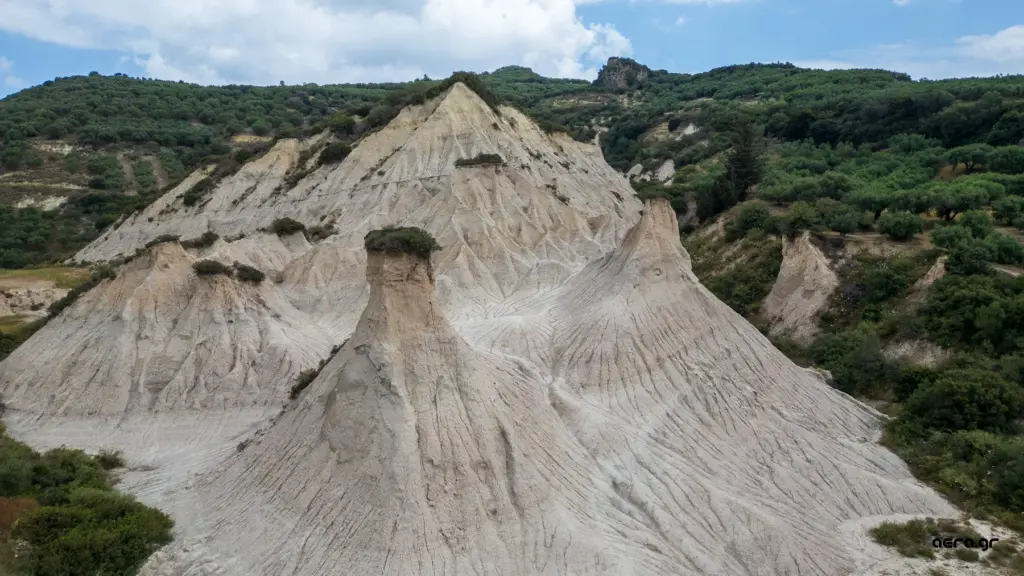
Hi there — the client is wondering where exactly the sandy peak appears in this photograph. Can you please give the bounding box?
[357,250,447,341]
[610,197,690,273]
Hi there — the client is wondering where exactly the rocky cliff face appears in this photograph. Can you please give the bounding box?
[594,57,651,91]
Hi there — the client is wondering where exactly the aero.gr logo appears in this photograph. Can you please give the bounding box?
[932,536,1000,552]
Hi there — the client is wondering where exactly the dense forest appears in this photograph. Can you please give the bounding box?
[3,58,1024,561]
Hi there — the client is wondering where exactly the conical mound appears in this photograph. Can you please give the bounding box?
[167,248,681,575]
[543,199,954,574]
[0,242,332,509]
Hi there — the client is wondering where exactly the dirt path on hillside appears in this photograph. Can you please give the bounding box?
[149,156,170,190]
[118,153,137,196]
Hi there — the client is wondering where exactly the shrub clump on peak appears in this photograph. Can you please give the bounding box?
[318,142,352,166]
[364,226,441,258]
[271,217,306,236]
[233,262,266,283]
[179,231,220,249]
[192,259,232,276]
[454,153,505,168]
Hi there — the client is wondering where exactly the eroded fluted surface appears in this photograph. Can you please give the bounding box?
[1,86,959,576]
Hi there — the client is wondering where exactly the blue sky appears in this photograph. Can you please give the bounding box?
[1,0,1022,97]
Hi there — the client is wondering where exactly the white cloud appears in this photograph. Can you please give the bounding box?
[0,56,24,91]
[893,0,911,6]
[0,0,632,85]
[793,25,1024,80]
[675,16,687,25]
[958,25,1024,63]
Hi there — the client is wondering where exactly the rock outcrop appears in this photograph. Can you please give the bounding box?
[762,231,839,344]
[595,57,651,91]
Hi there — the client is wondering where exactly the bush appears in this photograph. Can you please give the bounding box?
[318,142,352,166]
[364,226,441,258]
[179,231,219,249]
[454,153,505,167]
[903,369,1024,434]
[876,211,924,240]
[931,225,975,250]
[780,201,819,237]
[95,450,125,470]
[304,224,335,242]
[726,201,775,241]
[808,328,895,397]
[985,232,1024,265]
[191,259,232,276]
[233,262,266,283]
[994,196,1024,226]
[12,488,173,576]
[0,427,172,576]
[947,241,993,276]
[959,210,994,239]
[271,217,306,236]
[703,241,782,316]
[289,369,319,400]
[144,234,180,249]
[869,519,937,558]
[893,364,939,402]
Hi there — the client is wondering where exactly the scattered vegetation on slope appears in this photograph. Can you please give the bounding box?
[364,226,441,258]
[190,259,265,283]
[179,231,220,249]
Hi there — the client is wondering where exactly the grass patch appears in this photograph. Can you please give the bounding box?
[869,517,981,559]
[0,267,92,289]
[0,314,36,333]
[47,265,117,318]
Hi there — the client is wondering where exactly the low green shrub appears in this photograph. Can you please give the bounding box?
[289,369,318,400]
[179,231,219,249]
[95,450,125,470]
[233,262,266,283]
[0,426,172,576]
[318,142,352,166]
[304,224,335,242]
[725,201,775,241]
[191,260,232,276]
[271,217,306,236]
[877,211,924,241]
[454,153,505,167]
[364,226,441,258]
[144,234,180,249]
